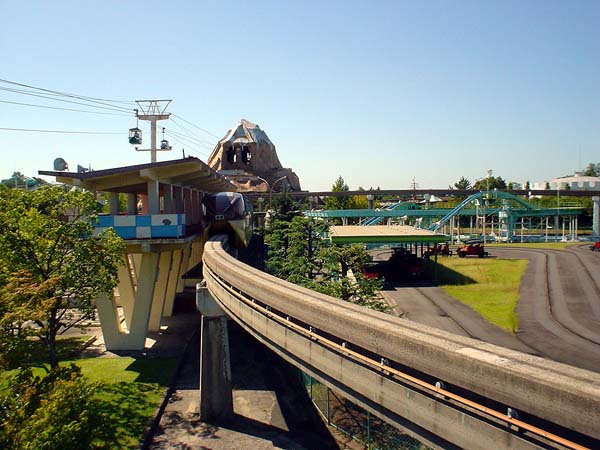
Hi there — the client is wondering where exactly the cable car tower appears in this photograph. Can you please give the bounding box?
[131,100,172,162]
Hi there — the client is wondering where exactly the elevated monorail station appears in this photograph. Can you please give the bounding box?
[40,157,235,350]
[330,225,445,245]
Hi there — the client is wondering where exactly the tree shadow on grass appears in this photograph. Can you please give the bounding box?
[423,260,476,286]
[93,379,164,448]
[124,357,178,385]
[4,336,90,370]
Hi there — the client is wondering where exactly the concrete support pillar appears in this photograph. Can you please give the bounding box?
[147,180,160,215]
[163,184,174,214]
[174,186,184,214]
[97,252,159,350]
[116,254,136,328]
[177,245,192,293]
[308,196,315,210]
[189,190,197,225]
[149,251,173,332]
[192,190,201,225]
[131,253,142,283]
[109,192,120,215]
[127,193,137,215]
[367,194,374,210]
[184,189,192,225]
[162,249,183,317]
[197,283,233,422]
[190,239,204,269]
[593,196,600,238]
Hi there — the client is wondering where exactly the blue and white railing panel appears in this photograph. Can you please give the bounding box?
[94,214,186,239]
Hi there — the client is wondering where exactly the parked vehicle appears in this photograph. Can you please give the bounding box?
[389,248,423,277]
[590,241,600,252]
[423,243,452,259]
[456,242,488,258]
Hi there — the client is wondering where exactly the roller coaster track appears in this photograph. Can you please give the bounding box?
[428,191,535,232]
[203,235,600,450]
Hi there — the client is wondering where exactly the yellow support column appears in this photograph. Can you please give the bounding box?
[162,249,183,317]
[97,252,159,350]
[148,251,173,332]
[116,254,136,328]
[176,244,192,293]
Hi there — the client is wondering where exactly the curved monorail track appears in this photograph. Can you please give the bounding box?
[203,236,600,450]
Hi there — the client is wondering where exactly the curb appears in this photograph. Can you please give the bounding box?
[137,328,199,450]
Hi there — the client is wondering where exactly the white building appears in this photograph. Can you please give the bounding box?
[531,173,600,191]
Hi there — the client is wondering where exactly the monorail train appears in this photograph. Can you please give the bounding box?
[202,192,253,248]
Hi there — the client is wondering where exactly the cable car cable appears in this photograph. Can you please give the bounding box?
[0,99,132,116]
[170,117,216,146]
[170,113,221,139]
[0,87,133,113]
[164,127,214,147]
[162,131,212,155]
[164,130,213,151]
[0,78,136,105]
[0,127,123,135]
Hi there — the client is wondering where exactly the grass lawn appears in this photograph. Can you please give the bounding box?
[1,346,178,449]
[430,257,528,333]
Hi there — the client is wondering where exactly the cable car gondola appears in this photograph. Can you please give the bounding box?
[129,127,142,145]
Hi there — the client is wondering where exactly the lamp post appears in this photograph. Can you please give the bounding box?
[556,185,560,240]
[367,194,375,210]
[270,176,288,211]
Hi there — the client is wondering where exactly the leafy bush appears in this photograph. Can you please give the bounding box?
[0,365,115,450]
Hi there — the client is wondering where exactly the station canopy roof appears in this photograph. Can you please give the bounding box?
[39,157,236,194]
[329,225,446,245]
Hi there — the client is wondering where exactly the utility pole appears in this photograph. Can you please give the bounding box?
[135,100,172,163]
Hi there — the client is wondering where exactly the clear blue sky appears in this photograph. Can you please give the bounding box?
[1,0,598,191]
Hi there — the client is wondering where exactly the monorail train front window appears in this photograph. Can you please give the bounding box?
[202,192,245,221]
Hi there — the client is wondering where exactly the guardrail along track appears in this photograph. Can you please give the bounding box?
[203,236,600,449]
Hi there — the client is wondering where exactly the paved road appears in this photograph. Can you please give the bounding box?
[497,244,600,373]
[380,245,600,373]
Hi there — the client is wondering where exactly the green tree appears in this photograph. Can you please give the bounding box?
[266,216,327,282]
[265,216,387,311]
[270,188,300,223]
[452,177,471,190]
[524,180,530,190]
[473,176,507,190]
[0,364,114,450]
[0,185,124,369]
[583,163,599,177]
[325,176,353,210]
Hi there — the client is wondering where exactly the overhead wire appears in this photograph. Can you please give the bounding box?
[0,79,223,159]
[0,78,136,106]
[169,123,214,148]
[0,127,123,135]
[0,99,132,116]
[164,137,213,157]
[164,126,215,149]
[170,116,216,146]
[162,130,212,157]
[163,130,212,156]
[0,86,134,114]
[171,113,222,139]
